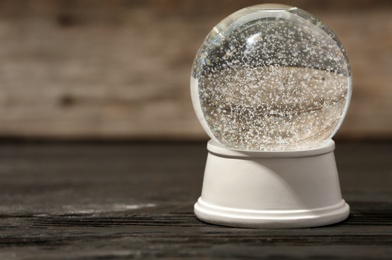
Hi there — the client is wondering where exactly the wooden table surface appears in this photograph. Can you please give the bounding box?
[0,141,390,259]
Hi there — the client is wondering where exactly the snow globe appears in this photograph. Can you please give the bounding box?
[191,4,351,228]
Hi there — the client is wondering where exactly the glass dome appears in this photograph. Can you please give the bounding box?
[191,4,352,151]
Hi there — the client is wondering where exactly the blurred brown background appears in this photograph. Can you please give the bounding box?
[0,0,391,141]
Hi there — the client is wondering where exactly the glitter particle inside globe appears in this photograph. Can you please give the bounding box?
[191,4,352,151]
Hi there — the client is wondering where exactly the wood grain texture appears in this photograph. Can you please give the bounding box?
[0,141,390,259]
[0,0,390,140]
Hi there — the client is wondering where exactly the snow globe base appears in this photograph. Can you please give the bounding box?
[194,139,350,228]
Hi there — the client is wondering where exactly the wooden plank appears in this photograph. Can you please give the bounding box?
[0,142,390,258]
[0,0,390,140]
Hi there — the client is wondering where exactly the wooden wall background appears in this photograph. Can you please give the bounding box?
[0,0,391,140]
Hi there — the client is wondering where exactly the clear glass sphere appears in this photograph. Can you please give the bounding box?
[191,4,352,151]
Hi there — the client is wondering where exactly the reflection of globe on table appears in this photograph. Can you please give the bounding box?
[191,4,352,151]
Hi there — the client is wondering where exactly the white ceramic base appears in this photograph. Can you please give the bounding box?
[194,140,350,228]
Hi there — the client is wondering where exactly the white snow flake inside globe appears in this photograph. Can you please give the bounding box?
[191,4,352,151]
